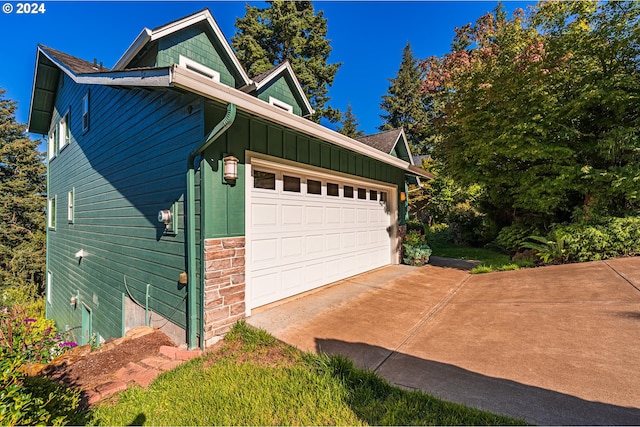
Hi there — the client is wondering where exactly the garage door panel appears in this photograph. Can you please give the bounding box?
[249,162,393,309]
[282,236,303,258]
[306,234,324,255]
[252,203,277,227]
[282,205,303,225]
[251,238,279,263]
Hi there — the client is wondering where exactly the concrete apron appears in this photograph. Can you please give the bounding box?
[247,258,640,425]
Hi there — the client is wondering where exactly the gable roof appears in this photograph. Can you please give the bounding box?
[112,8,251,87]
[356,128,405,155]
[242,60,314,117]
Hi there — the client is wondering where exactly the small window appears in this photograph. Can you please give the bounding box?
[47,271,52,304]
[179,55,220,82]
[82,93,89,132]
[59,112,70,149]
[307,179,321,195]
[358,188,367,200]
[254,170,276,190]
[68,189,74,222]
[327,183,339,197]
[48,196,56,229]
[283,175,301,192]
[268,96,294,113]
[344,186,354,198]
[380,192,388,203]
[48,129,56,160]
[370,190,378,201]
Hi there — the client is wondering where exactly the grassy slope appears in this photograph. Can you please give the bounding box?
[90,322,526,426]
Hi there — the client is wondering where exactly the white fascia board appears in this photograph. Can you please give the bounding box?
[113,28,153,70]
[396,128,415,165]
[170,65,431,176]
[75,69,171,86]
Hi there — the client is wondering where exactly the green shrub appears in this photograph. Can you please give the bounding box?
[425,223,451,245]
[555,217,640,262]
[402,231,432,266]
[406,219,425,235]
[447,202,486,246]
[495,224,539,254]
[0,305,76,365]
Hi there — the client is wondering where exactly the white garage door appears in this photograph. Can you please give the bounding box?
[247,159,395,309]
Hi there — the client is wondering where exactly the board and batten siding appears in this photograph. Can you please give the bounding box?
[47,74,204,344]
[201,103,407,239]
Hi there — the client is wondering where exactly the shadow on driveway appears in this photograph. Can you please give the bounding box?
[316,338,640,426]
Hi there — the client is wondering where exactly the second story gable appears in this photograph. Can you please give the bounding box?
[243,60,315,118]
[113,9,252,89]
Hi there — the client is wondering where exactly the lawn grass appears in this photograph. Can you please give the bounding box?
[89,322,527,426]
[429,242,534,274]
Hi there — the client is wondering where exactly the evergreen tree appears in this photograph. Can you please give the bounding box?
[232,0,342,123]
[336,103,364,138]
[0,89,46,297]
[379,43,431,154]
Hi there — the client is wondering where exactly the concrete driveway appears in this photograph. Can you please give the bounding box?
[247,257,640,425]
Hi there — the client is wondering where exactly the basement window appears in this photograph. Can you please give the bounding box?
[179,55,220,82]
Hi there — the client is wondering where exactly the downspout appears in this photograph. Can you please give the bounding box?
[186,103,236,349]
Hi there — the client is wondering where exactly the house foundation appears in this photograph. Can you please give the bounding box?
[203,237,246,347]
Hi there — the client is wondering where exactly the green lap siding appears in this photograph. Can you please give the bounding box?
[47,76,203,343]
[201,103,407,239]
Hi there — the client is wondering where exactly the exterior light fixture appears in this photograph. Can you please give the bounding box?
[223,155,239,183]
[400,191,406,201]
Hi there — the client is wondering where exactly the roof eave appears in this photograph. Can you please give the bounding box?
[113,28,153,70]
[170,65,412,173]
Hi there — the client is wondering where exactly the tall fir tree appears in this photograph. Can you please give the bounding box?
[336,103,364,138]
[232,0,342,123]
[379,43,432,154]
[0,89,46,297]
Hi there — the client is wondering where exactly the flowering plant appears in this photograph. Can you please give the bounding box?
[0,305,77,364]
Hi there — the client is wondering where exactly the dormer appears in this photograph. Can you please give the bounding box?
[113,9,251,89]
[241,60,314,118]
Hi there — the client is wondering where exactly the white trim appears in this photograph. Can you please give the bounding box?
[113,9,252,86]
[170,65,431,178]
[59,111,70,149]
[48,195,56,229]
[67,189,74,223]
[253,62,314,116]
[47,271,52,304]
[179,55,220,82]
[268,96,293,113]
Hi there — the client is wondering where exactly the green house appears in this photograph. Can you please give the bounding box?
[28,9,429,349]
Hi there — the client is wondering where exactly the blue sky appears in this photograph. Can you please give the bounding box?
[1,1,535,139]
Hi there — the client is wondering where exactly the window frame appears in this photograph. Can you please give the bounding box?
[82,92,89,132]
[67,189,75,223]
[268,96,294,114]
[59,111,70,150]
[179,55,220,82]
[48,196,56,229]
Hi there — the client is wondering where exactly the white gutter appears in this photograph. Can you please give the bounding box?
[169,65,431,179]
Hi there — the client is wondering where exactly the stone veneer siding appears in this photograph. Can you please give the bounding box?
[203,237,246,347]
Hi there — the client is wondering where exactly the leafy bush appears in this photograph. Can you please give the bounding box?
[402,231,432,266]
[0,305,76,365]
[495,223,540,254]
[554,217,640,262]
[406,219,425,235]
[447,202,487,246]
